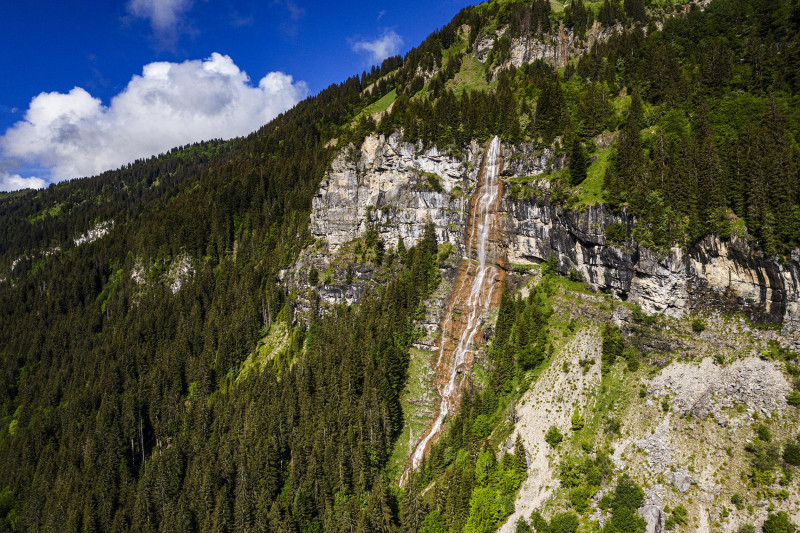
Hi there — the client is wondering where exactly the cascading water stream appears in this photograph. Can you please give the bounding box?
[406,136,505,476]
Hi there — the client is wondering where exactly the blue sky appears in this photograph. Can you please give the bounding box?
[0,0,473,191]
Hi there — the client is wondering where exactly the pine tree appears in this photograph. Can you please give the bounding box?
[693,102,727,238]
[569,138,588,185]
[398,235,407,263]
[623,0,646,22]
[402,475,425,533]
[494,287,516,348]
[613,92,644,209]
[599,0,618,26]
[603,167,623,209]
[760,95,799,249]
[367,479,394,533]
[535,73,566,143]
[514,434,527,473]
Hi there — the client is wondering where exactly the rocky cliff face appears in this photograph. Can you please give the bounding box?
[475,20,623,78]
[310,133,483,255]
[297,134,556,314]
[304,135,800,345]
[309,134,559,254]
[289,133,480,315]
[502,194,800,346]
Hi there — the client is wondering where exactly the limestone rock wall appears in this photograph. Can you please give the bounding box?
[475,21,621,78]
[310,133,483,255]
[501,194,800,345]
[301,135,552,316]
[306,136,800,344]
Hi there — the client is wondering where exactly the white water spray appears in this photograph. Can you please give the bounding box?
[408,136,503,472]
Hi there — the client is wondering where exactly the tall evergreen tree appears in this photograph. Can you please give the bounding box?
[569,138,589,185]
[613,92,645,209]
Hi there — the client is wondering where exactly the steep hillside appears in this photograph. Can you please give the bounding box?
[494,275,800,532]
[1,0,800,531]
[302,132,800,532]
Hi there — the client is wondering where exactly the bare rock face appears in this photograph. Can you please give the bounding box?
[635,417,673,474]
[647,357,789,421]
[310,133,483,255]
[478,20,623,78]
[309,134,555,257]
[500,194,800,346]
[296,136,560,324]
[310,136,557,259]
[306,136,800,344]
[672,470,693,494]
[74,220,113,247]
[638,505,666,533]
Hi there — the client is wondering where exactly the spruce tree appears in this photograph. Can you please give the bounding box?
[569,138,589,185]
[694,102,727,238]
[402,475,425,533]
[613,92,644,209]
[603,167,623,209]
[599,0,618,26]
[514,434,527,473]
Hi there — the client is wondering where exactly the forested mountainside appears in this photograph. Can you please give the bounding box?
[2,0,800,531]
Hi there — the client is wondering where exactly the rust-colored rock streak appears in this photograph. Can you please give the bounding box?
[408,136,505,473]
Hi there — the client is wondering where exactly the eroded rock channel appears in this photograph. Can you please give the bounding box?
[407,136,506,475]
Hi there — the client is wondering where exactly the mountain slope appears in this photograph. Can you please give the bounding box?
[1,0,800,531]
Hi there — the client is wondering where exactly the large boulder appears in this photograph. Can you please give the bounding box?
[638,505,665,533]
[672,469,693,493]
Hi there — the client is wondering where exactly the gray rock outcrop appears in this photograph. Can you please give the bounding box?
[638,505,666,533]
[635,418,673,474]
[476,20,621,77]
[647,357,789,421]
[310,133,483,255]
[501,194,800,346]
[672,470,693,493]
[305,135,800,344]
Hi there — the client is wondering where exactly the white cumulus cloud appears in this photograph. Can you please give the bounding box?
[352,30,403,65]
[0,172,46,192]
[0,53,308,183]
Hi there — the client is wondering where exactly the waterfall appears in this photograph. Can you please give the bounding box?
[407,136,505,474]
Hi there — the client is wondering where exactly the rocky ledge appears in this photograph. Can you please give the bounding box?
[502,194,800,345]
